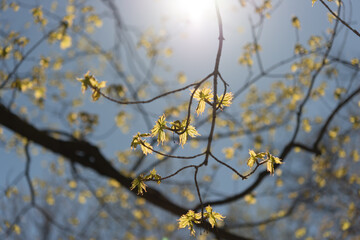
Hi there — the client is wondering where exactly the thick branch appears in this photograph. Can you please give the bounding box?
[0,103,250,240]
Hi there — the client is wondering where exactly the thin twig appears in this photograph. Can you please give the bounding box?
[140,141,206,159]
[24,141,35,205]
[0,25,60,89]
[319,0,360,38]
[194,167,204,219]
[210,153,246,180]
[156,165,197,181]
[98,81,202,105]
[204,0,225,166]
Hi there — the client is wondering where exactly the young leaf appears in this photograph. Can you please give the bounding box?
[351,58,359,66]
[12,224,21,235]
[292,16,301,29]
[217,92,233,110]
[267,158,274,175]
[146,168,161,184]
[172,119,200,147]
[140,141,153,155]
[91,80,106,102]
[205,205,225,228]
[151,114,168,145]
[247,149,257,168]
[130,175,147,195]
[178,210,202,236]
[60,34,72,49]
[130,132,153,155]
[77,71,106,101]
[267,153,282,175]
[191,87,213,115]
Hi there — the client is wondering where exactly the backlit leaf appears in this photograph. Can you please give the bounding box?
[60,35,72,49]
[292,16,301,29]
[151,115,168,145]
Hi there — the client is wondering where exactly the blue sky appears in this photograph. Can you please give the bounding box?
[1,0,359,204]
[1,0,360,238]
[1,0,359,201]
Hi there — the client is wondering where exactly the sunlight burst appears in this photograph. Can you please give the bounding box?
[173,0,214,25]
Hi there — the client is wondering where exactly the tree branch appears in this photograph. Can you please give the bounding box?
[0,102,250,240]
[319,0,360,38]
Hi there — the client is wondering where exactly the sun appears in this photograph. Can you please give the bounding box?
[171,0,214,25]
